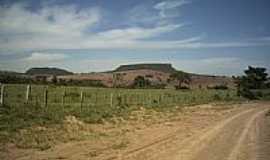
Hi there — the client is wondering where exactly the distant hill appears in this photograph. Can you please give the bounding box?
[0,70,23,76]
[114,63,177,73]
[1,64,233,88]
[25,67,73,75]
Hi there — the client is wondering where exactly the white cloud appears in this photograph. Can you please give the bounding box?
[154,0,189,18]
[154,0,189,10]
[0,52,70,72]
[170,57,270,76]
[127,4,161,25]
[95,24,184,40]
[0,2,188,51]
[23,52,68,62]
[0,3,100,36]
[0,2,270,53]
[0,3,101,50]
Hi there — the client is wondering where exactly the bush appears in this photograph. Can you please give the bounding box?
[175,86,190,90]
[131,76,151,89]
[207,84,228,90]
[213,94,222,101]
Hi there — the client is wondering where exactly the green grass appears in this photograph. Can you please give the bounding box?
[2,84,239,107]
[0,84,242,150]
[0,84,242,125]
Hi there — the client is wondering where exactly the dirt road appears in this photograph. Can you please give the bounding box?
[115,103,270,160]
[3,102,270,160]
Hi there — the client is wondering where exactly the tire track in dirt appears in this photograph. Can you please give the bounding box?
[112,108,257,160]
[169,108,267,160]
[112,105,270,160]
[226,109,268,160]
[255,110,270,160]
[9,103,269,160]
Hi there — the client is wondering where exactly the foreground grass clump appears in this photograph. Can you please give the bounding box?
[0,104,115,150]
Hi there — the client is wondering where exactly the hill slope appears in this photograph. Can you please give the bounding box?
[114,63,177,73]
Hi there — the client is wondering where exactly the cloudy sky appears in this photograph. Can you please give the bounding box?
[0,0,270,75]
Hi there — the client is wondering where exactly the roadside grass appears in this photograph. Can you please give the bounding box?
[0,85,244,151]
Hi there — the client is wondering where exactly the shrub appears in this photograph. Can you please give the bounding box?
[175,86,190,90]
[132,76,151,89]
[207,84,228,90]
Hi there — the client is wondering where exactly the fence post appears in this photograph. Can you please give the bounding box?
[158,94,162,106]
[95,92,98,106]
[62,87,66,106]
[148,93,152,106]
[137,93,140,105]
[110,93,113,107]
[0,84,5,106]
[25,85,31,103]
[44,87,48,107]
[80,90,84,111]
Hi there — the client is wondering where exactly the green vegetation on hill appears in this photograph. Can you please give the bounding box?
[26,67,73,75]
[114,63,177,73]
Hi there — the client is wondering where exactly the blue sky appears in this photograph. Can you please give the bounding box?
[0,0,270,75]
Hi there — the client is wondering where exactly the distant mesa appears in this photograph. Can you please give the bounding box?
[114,63,177,73]
[25,67,73,75]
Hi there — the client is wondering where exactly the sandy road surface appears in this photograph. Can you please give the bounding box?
[115,104,270,160]
[3,103,270,160]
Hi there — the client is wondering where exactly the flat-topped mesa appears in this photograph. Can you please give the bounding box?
[114,63,177,73]
[25,67,73,76]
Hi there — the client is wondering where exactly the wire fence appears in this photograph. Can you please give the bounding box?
[0,84,238,108]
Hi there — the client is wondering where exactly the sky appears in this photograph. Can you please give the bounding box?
[0,0,270,76]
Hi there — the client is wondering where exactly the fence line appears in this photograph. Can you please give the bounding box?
[0,84,237,108]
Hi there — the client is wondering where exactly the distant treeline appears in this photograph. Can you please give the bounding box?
[0,74,32,84]
[0,74,106,87]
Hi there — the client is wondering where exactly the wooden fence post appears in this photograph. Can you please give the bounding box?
[148,93,152,106]
[137,93,140,105]
[158,94,162,106]
[44,87,48,107]
[62,87,66,106]
[0,84,5,106]
[25,85,31,103]
[80,90,84,111]
[110,93,113,107]
[95,92,98,106]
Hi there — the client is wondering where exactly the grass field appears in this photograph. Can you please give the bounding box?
[0,84,243,150]
[0,84,241,124]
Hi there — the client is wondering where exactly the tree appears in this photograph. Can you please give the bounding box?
[244,66,268,89]
[234,66,268,99]
[51,75,57,84]
[169,71,191,89]
[132,76,151,88]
